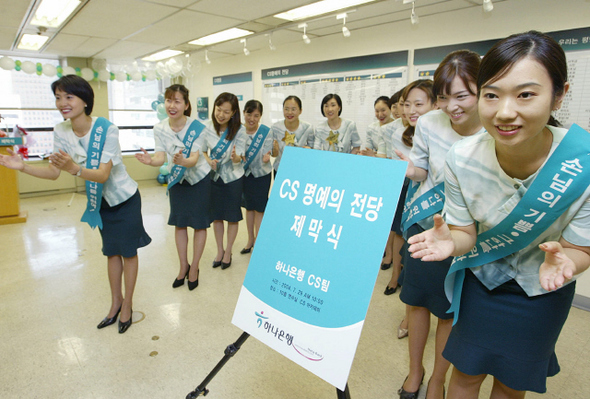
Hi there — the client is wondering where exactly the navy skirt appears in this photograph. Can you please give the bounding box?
[392,178,410,234]
[168,178,211,230]
[443,269,575,393]
[210,176,244,223]
[399,223,453,319]
[99,190,151,257]
[243,173,271,213]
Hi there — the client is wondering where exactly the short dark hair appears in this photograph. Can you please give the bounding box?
[51,75,94,115]
[389,90,401,108]
[478,30,567,127]
[212,92,241,140]
[283,95,302,109]
[244,99,263,115]
[320,93,342,116]
[433,50,480,97]
[374,96,390,107]
[165,84,191,116]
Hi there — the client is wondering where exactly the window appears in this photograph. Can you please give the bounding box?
[108,79,163,151]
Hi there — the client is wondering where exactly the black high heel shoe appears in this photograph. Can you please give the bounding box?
[188,269,200,291]
[172,265,190,288]
[97,306,121,329]
[118,310,133,334]
[221,255,232,270]
[212,252,224,268]
[397,368,425,399]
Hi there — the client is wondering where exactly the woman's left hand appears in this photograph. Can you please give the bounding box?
[262,150,272,163]
[231,146,242,163]
[539,241,576,291]
[49,150,77,174]
[173,150,186,166]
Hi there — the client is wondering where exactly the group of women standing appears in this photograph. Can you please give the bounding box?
[0,30,587,399]
[366,31,589,399]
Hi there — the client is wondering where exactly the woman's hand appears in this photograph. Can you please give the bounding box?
[172,150,186,166]
[407,214,456,261]
[539,241,576,291]
[135,148,153,165]
[262,150,272,163]
[49,150,77,175]
[0,148,25,171]
[231,146,242,163]
[360,147,375,157]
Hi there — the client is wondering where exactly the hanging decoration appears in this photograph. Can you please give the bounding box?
[0,55,194,82]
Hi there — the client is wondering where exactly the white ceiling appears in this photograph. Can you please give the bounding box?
[0,0,498,63]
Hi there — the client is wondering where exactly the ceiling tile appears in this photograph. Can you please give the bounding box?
[128,9,243,46]
[187,0,313,21]
[0,0,32,28]
[0,26,17,51]
[61,0,178,39]
[93,40,168,60]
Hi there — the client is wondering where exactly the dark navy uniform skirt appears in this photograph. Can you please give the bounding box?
[210,176,244,223]
[168,178,211,230]
[399,223,453,319]
[242,172,271,213]
[443,269,575,393]
[99,190,151,257]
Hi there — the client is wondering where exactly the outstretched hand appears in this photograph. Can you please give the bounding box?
[48,150,76,174]
[407,214,455,261]
[394,149,409,162]
[0,148,25,171]
[539,241,576,291]
[135,148,152,165]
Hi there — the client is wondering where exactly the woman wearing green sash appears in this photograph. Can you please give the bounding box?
[240,100,275,254]
[202,92,247,270]
[396,55,485,399]
[0,75,151,334]
[135,84,210,291]
[408,31,590,398]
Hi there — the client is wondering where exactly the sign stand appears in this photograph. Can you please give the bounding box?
[0,138,27,225]
[185,332,351,399]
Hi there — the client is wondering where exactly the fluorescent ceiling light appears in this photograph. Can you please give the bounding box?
[189,28,253,46]
[142,49,184,62]
[17,34,50,50]
[31,0,81,28]
[274,0,375,21]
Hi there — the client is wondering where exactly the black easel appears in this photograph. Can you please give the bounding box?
[186,332,351,398]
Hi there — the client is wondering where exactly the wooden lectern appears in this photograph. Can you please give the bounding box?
[0,137,27,225]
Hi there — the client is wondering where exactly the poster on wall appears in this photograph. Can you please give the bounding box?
[212,72,254,116]
[232,147,407,390]
[260,52,408,145]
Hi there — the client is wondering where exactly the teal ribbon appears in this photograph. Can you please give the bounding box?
[210,128,230,161]
[401,181,444,232]
[445,124,590,325]
[166,119,205,190]
[243,124,270,172]
[80,117,110,229]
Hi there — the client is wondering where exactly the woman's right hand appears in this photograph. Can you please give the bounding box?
[135,148,152,165]
[0,148,25,171]
[360,147,375,157]
[407,214,455,261]
[209,158,218,171]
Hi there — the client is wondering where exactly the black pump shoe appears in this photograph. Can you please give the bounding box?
[221,256,232,270]
[97,306,121,329]
[172,265,190,288]
[118,310,133,334]
[188,269,200,291]
[212,252,224,268]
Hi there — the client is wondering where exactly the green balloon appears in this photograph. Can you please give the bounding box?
[15,65,21,71]
[110,72,115,81]
[57,72,62,77]
[15,60,22,66]
[57,66,63,73]
[36,70,42,75]
[36,63,42,72]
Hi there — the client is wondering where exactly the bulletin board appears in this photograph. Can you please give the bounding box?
[260,51,409,145]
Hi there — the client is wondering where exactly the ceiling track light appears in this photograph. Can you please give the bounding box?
[205,49,211,64]
[298,23,311,44]
[240,38,250,56]
[483,0,494,12]
[267,34,276,51]
[410,1,419,25]
[337,13,351,37]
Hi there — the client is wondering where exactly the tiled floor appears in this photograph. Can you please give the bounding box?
[1,181,589,398]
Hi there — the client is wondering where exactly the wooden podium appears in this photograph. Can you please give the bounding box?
[0,137,27,225]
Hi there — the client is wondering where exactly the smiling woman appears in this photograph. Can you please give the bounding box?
[313,93,361,154]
